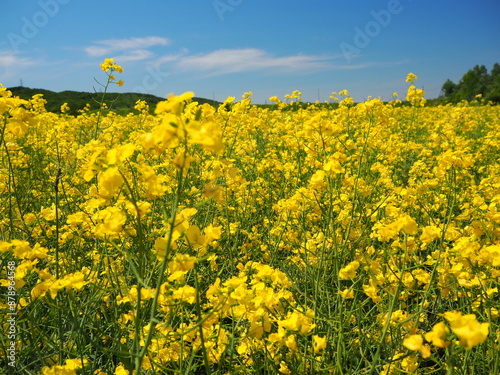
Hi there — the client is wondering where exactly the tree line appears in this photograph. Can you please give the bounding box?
[7,86,220,116]
[441,63,500,103]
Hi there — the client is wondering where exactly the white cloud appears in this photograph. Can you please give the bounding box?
[84,36,170,58]
[114,49,155,62]
[82,40,408,77]
[148,48,408,78]
[151,48,188,66]
[0,51,37,80]
[0,51,36,68]
[332,60,409,70]
[175,48,335,75]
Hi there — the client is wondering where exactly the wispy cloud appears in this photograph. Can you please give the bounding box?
[151,48,188,66]
[173,48,335,75]
[113,49,155,62]
[82,39,408,77]
[84,36,170,60]
[151,48,403,77]
[331,59,410,70]
[0,51,37,81]
[0,51,36,69]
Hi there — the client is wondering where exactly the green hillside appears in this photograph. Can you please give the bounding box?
[7,86,221,116]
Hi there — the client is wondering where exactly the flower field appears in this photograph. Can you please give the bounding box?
[1,64,499,374]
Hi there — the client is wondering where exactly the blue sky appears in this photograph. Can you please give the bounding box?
[1,0,500,104]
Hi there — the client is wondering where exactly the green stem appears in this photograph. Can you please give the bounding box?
[1,121,27,236]
[135,143,187,373]
[93,73,113,140]
[369,274,402,374]
[54,165,63,364]
[194,262,211,374]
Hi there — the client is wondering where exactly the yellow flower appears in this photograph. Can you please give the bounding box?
[114,364,129,375]
[100,58,114,71]
[483,245,500,267]
[117,285,155,305]
[309,170,326,189]
[403,334,431,358]
[406,72,418,82]
[172,285,197,304]
[93,206,127,237]
[168,253,197,281]
[60,102,70,113]
[396,214,418,235]
[323,158,344,174]
[420,225,441,245]
[279,310,316,335]
[31,279,53,299]
[40,358,87,375]
[363,279,381,302]
[40,205,56,221]
[204,224,222,243]
[186,225,206,249]
[154,230,181,260]
[424,321,450,348]
[100,58,124,73]
[106,143,135,165]
[338,288,354,299]
[173,151,196,170]
[338,260,360,280]
[155,92,194,115]
[442,311,490,349]
[98,167,124,199]
[312,335,327,352]
[401,355,419,373]
[278,361,291,375]
[186,120,224,154]
[48,271,89,298]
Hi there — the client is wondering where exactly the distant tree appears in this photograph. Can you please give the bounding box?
[441,79,457,97]
[456,65,489,101]
[441,63,500,103]
[486,62,500,102]
[7,86,221,115]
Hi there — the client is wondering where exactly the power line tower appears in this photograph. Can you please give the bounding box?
[20,78,24,87]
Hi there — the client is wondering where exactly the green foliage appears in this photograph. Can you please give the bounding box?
[440,63,500,103]
[7,86,221,116]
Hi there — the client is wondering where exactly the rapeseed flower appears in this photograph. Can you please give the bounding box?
[424,322,450,348]
[278,309,316,335]
[113,365,129,375]
[442,311,490,349]
[168,253,197,281]
[312,335,327,352]
[403,334,431,358]
[2,69,500,373]
[338,260,360,280]
[155,92,194,115]
[100,58,123,73]
[40,359,87,375]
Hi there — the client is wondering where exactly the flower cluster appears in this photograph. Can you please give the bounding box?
[0,68,499,374]
[100,57,124,86]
